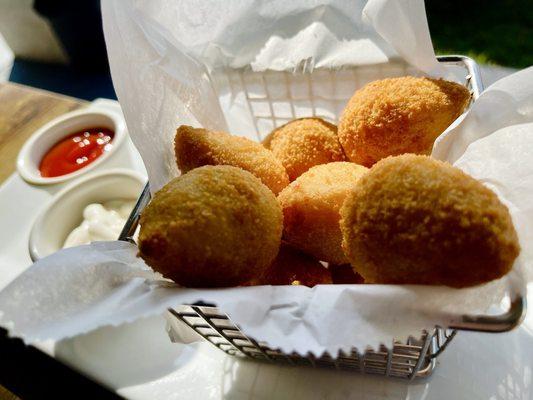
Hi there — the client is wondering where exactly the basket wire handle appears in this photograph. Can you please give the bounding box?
[436,55,484,99]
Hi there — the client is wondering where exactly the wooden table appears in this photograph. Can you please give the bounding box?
[0,82,86,184]
[0,82,119,399]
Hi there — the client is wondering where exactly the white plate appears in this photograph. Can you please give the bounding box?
[1,99,532,400]
[52,310,533,400]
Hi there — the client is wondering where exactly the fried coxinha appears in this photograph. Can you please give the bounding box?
[338,76,471,167]
[265,117,346,181]
[174,126,289,195]
[245,243,332,287]
[278,162,367,264]
[340,154,520,287]
[138,165,282,287]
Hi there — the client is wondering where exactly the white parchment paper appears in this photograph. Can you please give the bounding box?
[0,241,518,353]
[0,0,531,356]
[101,0,446,192]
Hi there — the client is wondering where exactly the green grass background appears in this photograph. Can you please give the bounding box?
[426,0,532,68]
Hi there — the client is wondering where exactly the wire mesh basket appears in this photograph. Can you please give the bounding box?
[120,55,526,380]
[166,305,455,380]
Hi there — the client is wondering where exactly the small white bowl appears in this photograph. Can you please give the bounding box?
[17,108,127,185]
[29,169,145,261]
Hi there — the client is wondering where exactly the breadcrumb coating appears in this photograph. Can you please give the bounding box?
[249,243,332,287]
[340,154,520,287]
[138,166,283,287]
[338,77,471,167]
[175,126,289,195]
[266,118,346,181]
[278,162,368,264]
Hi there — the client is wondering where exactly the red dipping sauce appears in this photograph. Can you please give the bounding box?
[39,128,114,177]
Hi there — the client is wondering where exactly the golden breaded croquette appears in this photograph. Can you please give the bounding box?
[278,162,368,264]
[249,243,332,286]
[175,126,289,195]
[338,77,471,167]
[266,118,346,181]
[340,154,520,288]
[138,166,283,288]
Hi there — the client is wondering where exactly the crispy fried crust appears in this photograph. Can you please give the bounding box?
[174,126,289,195]
[340,154,520,287]
[278,162,368,264]
[138,165,283,287]
[250,243,332,287]
[266,118,346,181]
[338,77,471,167]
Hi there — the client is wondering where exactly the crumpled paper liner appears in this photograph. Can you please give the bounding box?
[101,0,447,193]
[0,241,518,354]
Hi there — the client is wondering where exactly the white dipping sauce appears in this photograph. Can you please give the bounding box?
[63,200,135,248]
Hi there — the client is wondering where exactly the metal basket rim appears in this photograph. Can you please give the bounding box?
[119,54,526,335]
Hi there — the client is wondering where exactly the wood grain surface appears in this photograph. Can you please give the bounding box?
[0,83,99,400]
[0,82,86,184]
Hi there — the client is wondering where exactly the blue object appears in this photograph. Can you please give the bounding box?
[8,0,116,101]
[9,59,116,101]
